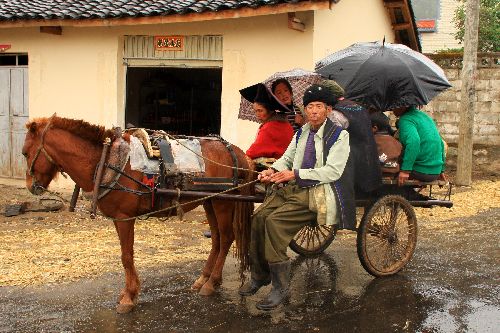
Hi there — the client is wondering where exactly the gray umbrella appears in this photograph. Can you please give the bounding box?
[315,41,452,110]
[238,68,323,122]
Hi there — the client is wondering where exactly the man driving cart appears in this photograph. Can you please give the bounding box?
[239,84,356,310]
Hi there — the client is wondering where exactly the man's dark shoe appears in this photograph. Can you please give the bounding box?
[256,260,291,310]
[239,278,271,296]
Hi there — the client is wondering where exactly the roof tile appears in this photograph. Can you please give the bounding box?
[0,0,306,21]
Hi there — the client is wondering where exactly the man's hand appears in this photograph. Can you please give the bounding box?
[438,173,448,187]
[398,171,410,186]
[269,170,296,184]
[258,168,275,183]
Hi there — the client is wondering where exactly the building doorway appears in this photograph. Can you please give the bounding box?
[125,67,222,136]
[0,53,29,178]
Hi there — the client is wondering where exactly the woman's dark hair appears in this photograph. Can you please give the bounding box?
[370,112,395,134]
[271,78,293,95]
[254,101,274,114]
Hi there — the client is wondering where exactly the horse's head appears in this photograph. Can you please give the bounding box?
[22,118,60,195]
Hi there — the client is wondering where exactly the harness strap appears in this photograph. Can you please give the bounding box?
[90,137,111,219]
[212,135,239,187]
[29,114,57,177]
[27,114,66,195]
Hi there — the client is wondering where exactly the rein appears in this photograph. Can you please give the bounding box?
[28,115,66,192]
[88,131,261,221]
[164,133,259,175]
[102,134,261,222]
[113,178,260,222]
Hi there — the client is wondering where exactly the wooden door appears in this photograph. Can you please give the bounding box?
[0,67,28,178]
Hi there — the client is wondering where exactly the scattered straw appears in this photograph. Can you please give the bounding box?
[1,180,498,287]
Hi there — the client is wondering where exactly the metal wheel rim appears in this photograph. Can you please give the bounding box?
[363,200,417,274]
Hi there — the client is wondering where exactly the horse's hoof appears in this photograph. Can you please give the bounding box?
[198,284,215,296]
[191,282,203,291]
[191,276,209,291]
[116,303,135,314]
[117,290,126,303]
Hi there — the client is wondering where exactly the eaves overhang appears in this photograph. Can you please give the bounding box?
[0,0,330,28]
[383,0,421,51]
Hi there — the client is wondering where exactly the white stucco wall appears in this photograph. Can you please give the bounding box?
[1,27,122,126]
[217,13,314,150]
[0,5,396,188]
[312,0,395,62]
[0,14,313,153]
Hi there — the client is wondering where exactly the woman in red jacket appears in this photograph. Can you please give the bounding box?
[240,83,294,160]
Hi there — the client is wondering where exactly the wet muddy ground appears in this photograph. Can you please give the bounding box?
[1,204,499,332]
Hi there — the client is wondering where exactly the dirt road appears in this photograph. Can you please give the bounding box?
[0,157,499,332]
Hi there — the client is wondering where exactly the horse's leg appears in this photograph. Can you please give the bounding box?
[199,200,234,296]
[113,218,140,314]
[192,201,220,290]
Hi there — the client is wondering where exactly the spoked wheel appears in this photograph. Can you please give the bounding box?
[357,195,417,277]
[289,222,337,256]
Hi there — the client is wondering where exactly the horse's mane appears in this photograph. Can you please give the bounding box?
[27,116,116,145]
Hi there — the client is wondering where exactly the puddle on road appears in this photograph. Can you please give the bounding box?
[2,214,499,333]
[68,252,498,333]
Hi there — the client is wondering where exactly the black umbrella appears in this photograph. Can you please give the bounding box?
[315,41,452,110]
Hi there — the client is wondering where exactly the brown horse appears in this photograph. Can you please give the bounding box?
[21,115,255,313]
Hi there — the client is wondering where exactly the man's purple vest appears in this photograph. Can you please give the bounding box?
[296,118,356,230]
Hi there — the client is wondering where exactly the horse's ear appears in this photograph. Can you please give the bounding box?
[26,121,37,133]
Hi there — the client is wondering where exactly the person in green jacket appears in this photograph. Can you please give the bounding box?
[392,106,447,186]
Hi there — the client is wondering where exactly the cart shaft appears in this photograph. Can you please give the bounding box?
[155,188,264,203]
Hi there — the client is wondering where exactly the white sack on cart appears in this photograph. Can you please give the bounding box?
[129,136,160,174]
[169,139,205,173]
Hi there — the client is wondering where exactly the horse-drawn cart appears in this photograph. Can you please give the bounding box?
[154,171,453,278]
[24,116,454,312]
[86,128,453,279]
[85,131,453,280]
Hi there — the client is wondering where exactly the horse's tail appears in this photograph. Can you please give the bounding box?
[232,154,256,278]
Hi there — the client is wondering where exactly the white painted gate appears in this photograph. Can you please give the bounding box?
[0,67,28,178]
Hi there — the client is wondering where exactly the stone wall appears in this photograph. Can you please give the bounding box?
[423,52,500,145]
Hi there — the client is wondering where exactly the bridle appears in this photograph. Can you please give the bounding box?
[27,115,63,192]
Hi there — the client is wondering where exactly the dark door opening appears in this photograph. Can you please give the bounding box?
[125,67,222,136]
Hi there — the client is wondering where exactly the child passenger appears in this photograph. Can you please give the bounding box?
[370,111,402,175]
[271,78,305,131]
